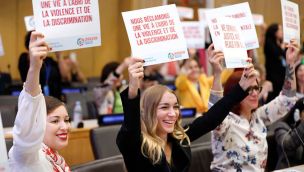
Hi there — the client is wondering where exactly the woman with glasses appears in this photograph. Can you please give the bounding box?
[209,40,299,171]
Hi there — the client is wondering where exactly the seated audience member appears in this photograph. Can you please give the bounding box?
[94,58,130,114]
[144,64,165,84]
[18,31,62,99]
[18,31,32,82]
[264,23,286,102]
[274,97,304,169]
[175,56,213,113]
[140,73,158,93]
[159,61,180,82]
[116,52,257,171]
[209,40,299,171]
[295,62,304,98]
[9,32,70,172]
[57,52,87,85]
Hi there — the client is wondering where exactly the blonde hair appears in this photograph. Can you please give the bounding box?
[140,85,190,164]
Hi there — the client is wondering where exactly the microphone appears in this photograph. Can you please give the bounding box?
[294,109,300,124]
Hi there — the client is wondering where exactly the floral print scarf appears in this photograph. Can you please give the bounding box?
[42,143,70,172]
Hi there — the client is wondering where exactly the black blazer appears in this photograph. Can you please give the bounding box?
[116,84,247,172]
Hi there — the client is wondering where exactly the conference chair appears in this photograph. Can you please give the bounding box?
[72,154,126,172]
[0,95,18,127]
[90,125,121,159]
[189,142,213,172]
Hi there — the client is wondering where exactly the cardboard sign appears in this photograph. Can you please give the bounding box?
[0,35,4,57]
[207,16,248,68]
[205,2,259,50]
[182,22,205,49]
[122,4,189,66]
[281,0,300,44]
[24,16,35,31]
[32,0,101,52]
[0,114,8,171]
[177,6,194,19]
[252,14,264,26]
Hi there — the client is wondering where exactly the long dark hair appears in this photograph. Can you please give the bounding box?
[295,63,304,92]
[264,23,281,54]
[100,62,119,83]
[25,31,33,50]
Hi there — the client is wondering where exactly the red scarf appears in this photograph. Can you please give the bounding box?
[42,143,71,172]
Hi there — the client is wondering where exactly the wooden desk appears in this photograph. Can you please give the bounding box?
[273,164,304,171]
[59,128,95,166]
[5,124,97,166]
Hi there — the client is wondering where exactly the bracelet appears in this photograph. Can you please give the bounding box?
[113,71,121,78]
[210,89,224,94]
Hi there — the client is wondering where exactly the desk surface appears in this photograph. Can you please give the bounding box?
[274,165,304,172]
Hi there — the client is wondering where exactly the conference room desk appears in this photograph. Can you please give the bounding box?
[4,119,99,166]
[273,165,304,171]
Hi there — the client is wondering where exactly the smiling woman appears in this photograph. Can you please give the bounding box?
[44,96,71,151]
[8,31,71,172]
[116,54,256,172]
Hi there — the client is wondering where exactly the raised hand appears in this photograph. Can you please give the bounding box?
[128,58,144,98]
[239,63,259,91]
[286,39,300,65]
[207,44,224,76]
[281,39,299,97]
[28,32,48,70]
[26,31,49,96]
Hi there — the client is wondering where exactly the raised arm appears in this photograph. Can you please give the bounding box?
[127,58,144,99]
[186,64,258,141]
[282,39,299,97]
[207,44,224,104]
[257,40,299,125]
[116,58,144,151]
[9,32,49,164]
[26,32,48,96]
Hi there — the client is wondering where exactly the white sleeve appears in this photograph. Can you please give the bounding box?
[256,93,297,126]
[9,88,46,164]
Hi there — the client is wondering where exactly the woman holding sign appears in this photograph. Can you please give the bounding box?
[8,32,70,172]
[116,51,257,171]
[209,40,299,171]
[264,23,286,102]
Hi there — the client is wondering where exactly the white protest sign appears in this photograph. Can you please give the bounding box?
[206,2,259,50]
[198,8,209,24]
[177,6,194,19]
[182,22,205,49]
[0,114,9,171]
[0,35,4,57]
[219,17,248,68]
[252,14,264,26]
[122,4,189,66]
[206,10,223,50]
[32,0,101,52]
[281,0,300,44]
[207,16,248,68]
[24,16,35,31]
